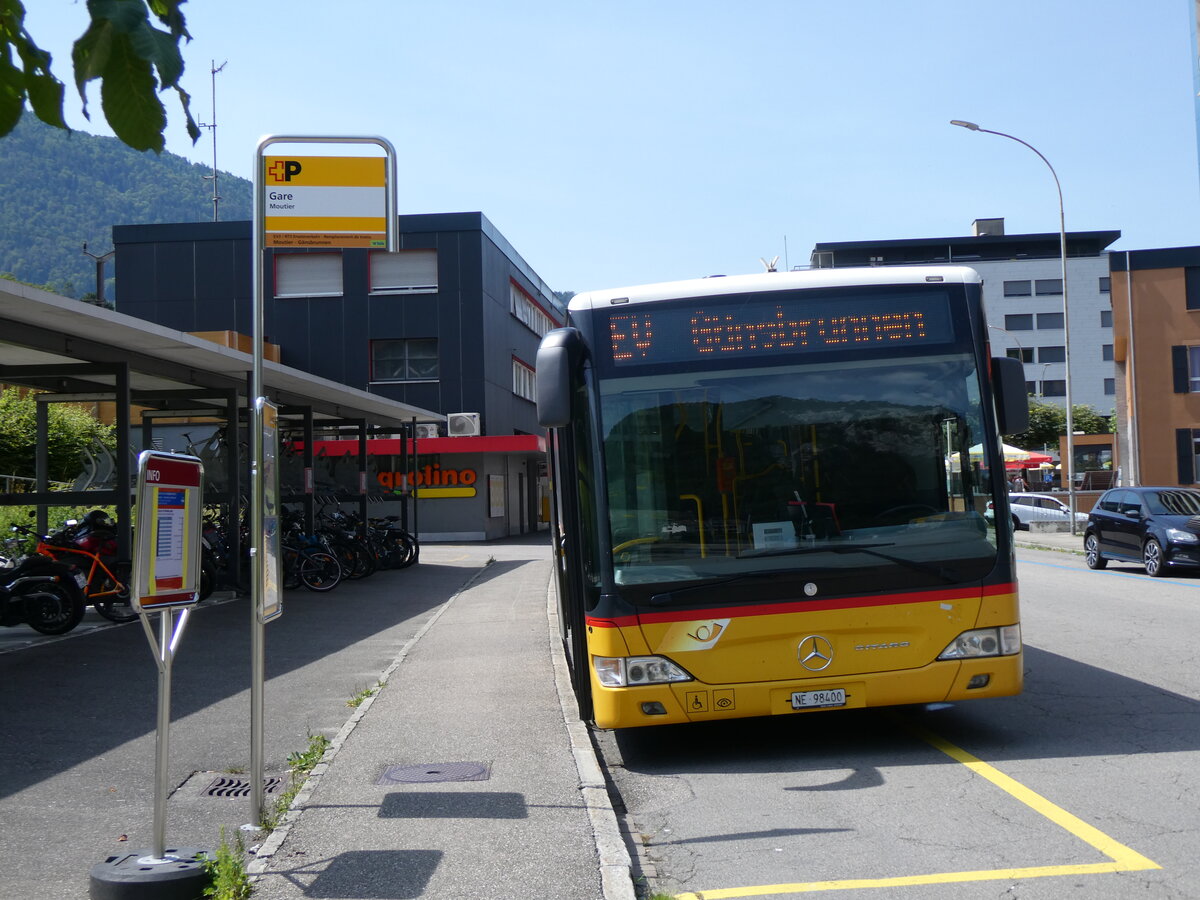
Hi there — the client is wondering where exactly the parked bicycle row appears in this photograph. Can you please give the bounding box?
[1,502,420,634]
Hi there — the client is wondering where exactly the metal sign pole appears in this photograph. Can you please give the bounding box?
[249,134,397,827]
[89,451,205,898]
[140,607,190,858]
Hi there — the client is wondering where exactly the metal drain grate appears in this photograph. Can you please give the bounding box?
[203,775,285,798]
[376,762,491,784]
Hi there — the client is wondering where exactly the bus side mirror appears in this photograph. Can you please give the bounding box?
[536,327,585,428]
[992,357,1029,436]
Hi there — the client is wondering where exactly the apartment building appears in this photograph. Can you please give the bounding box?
[810,218,1119,414]
[1110,246,1200,486]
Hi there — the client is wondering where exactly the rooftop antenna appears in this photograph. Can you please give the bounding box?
[198,60,227,221]
[760,255,779,273]
[82,241,115,308]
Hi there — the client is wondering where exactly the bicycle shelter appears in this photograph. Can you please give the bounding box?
[0,279,441,578]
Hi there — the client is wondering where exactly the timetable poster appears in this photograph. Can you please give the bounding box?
[133,451,204,612]
[151,488,187,592]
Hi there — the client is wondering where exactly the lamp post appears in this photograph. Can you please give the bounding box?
[1039,362,1052,398]
[951,119,1077,534]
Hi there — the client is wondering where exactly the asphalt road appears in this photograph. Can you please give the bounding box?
[596,545,1200,899]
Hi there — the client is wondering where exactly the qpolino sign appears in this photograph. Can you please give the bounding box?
[378,464,478,498]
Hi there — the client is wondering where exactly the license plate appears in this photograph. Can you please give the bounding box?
[791,689,846,709]
[74,573,88,589]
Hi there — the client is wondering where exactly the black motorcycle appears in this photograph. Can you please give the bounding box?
[0,546,88,636]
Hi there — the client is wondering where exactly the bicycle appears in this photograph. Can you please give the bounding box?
[280,525,342,592]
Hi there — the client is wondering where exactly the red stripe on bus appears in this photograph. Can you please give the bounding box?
[585,582,1016,629]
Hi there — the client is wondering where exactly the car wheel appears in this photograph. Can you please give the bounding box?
[1084,534,1108,569]
[1143,538,1166,577]
[1011,514,1023,531]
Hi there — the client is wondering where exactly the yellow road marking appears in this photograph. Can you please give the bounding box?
[673,721,1160,899]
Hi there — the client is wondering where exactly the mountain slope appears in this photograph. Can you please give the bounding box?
[0,113,252,300]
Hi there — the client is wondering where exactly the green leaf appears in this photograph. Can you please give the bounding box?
[24,71,65,127]
[87,0,151,34]
[71,19,112,118]
[145,0,189,40]
[0,70,23,137]
[139,24,183,88]
[174,83,198,142]
[98,31,164,153]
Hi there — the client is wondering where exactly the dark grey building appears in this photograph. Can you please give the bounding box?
[112,212,563,540]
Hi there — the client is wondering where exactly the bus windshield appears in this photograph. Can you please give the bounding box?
[599,352,999,601]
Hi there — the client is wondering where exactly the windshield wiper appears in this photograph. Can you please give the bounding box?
[646,542,966,606]
[649,569,797,606]
[744,541,957,581]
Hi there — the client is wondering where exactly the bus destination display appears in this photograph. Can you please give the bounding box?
[606,292,954,366]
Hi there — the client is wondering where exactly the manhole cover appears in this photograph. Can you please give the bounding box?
[376,762,491,784]
[203,775,285,798]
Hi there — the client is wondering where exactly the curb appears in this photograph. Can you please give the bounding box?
[546,574,637,900]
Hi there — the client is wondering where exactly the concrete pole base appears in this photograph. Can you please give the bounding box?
[89,848,211,900]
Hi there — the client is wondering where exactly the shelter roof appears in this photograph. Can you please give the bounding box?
[0,280,439,429]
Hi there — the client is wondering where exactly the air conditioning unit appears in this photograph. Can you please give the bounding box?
[447,412,481,437]
[413,423,440,440]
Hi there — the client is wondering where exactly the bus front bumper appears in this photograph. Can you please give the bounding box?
[589,653,1023,729]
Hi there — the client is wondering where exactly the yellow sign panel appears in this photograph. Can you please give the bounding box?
[263,156,388,248]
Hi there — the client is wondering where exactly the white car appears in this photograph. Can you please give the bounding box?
[987,493,1089,530]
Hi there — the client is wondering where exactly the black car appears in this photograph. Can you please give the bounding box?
[1084,487,1200,577]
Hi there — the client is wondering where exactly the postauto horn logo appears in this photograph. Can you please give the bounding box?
[267,160,302,182]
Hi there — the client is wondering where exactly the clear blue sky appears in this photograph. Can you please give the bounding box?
[24,1,1200,293]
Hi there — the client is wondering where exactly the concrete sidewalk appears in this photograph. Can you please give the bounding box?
[245,542,631,900]
[1012,525,1087,555]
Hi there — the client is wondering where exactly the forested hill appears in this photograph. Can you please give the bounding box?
[0,113,252,301]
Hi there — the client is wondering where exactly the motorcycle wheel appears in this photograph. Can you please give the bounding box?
[18,581,86,635]
[93,561,139,623]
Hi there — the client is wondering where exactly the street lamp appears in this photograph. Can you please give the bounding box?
[951,119,1077,534]
[1039,362,1052,398]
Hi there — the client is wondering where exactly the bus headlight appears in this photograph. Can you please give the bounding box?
[594,656,693,687]
[937,625,1021,660]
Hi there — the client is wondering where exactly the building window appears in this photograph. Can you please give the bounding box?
[370,339,438,382]
[1038,346,1066,363]
[1003,280,1031,297]
[275,252,342,297]
[369,249,438,293]
[511,282,557,336]
[1100,309,1113,328]
[1042,380,1066,397]
[1187,268,1200,311]
[1099,276,1111,293]
[1036,312,1064,329]
[1102,344,1114,361]
[1004,314,1033,330]
[1171,346,1200,392]
[1006,347,1034,363]
[512,358,536,402]
[1176,428,1200,484]
[1104,378,1115,395]
[1035,278,1063,295]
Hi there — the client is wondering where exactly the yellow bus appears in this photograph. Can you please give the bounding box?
[536,267,1029,729]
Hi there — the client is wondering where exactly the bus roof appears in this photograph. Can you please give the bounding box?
[567,265,983,312]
